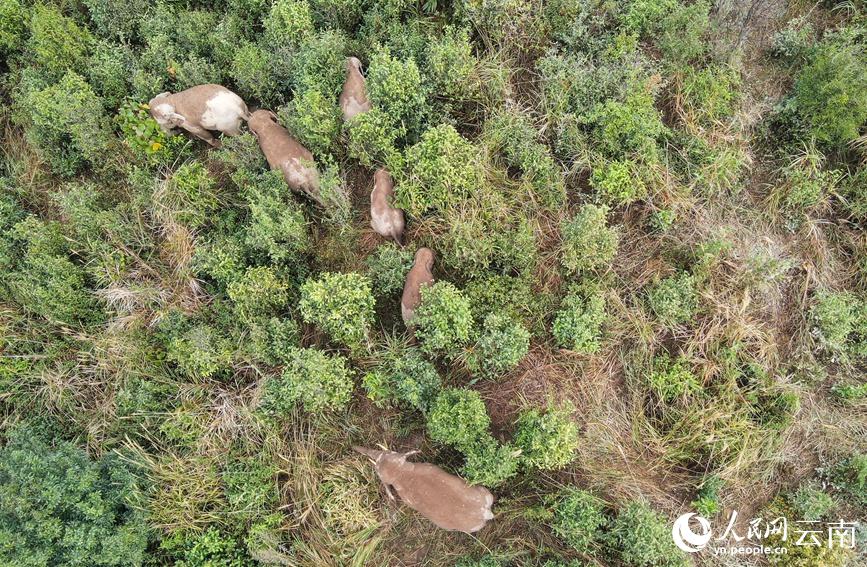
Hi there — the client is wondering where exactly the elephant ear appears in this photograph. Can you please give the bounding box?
[167,111,185,127]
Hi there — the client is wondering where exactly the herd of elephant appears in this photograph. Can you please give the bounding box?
[147,57,437,329]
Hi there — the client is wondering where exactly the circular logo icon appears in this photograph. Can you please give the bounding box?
[672,513,712,553]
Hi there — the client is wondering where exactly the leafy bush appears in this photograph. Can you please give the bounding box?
[648,353,702,402]
[466,313,530,378]
[605,501,688,567]
[679,65,740,125]
[364,347,442,412]
[396,124,481,216]
[166,323,235,379]
[247,316,301,365]
[230,42,282,106]
[162,161,221,229]
[549,488,606,554]
[552,288,607,353]
[83,0,146,42]
[691,476,723,517]
[263,0,313,49]
[810,291,860,354]
[86,40,134,109]
[170,527,254,566]
[590,159,648,206]
[789,42,867,146]
[790,482,835,521]
[425,26,479,101]
[244,171,310,264]
[414,281,473,356]
[427,388,490,452]
[20,72,112,176]
[656,0,710,66]
[462,438,520,487]
[513,403,579,470]
[0,427,148,566]
[591,89,665,159]
[366,243,414,296]
[560,204,619,274]
[289,29,348,96]
[260,348,354,414]
[0,0,26,55]
[646,273,698,326]
[345,108,404,169]
[299,272,375,348]
[25,4,93,82]
[116,100,181,163]
[827,453,867,507]
[366,46,428,139]
[279,88,342,156]
[227,266,290,322]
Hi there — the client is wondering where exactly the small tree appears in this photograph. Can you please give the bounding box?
[227,266,289,322]
[413,281,473,357]
[513,403,579,470]
[549,488,607,554]
[560,204,619,274]
[646,272,698,326]
[466,313,530,378]
[552,288,607,353]
[427,388,490,452]
[260,348,353,414]
[299,272,375,349]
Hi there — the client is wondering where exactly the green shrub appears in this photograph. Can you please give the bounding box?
[289,29,348,96]
[230,42,282,106]
[364,348,442,412]
[170,527,254,566]
[425,26,479,101]
[264,0,313,49]
[366,46,428,139]
[243,170,310,264]
[279,88,342,156]
[605,501,688,567]
[439,210,538,277]
[3,217,98,325]
[462,437,520,487]
[0,427,148,566]
[770,17,815,60]
[346,108,404,169]
[590,159,648,206]
[549,488,606,554]
[20,72,112,177]
[646,273,698,326]
[789,42,867,146]
[656,1,710,66]
[560,204,619,274]
[83,0,146,42]
[790,482,835,521]
[691,476,723,517]
[260,348,354,414]
[366,243,414,296]
[414,281,473,356]
[552,288,607,353]
[116,100,183,164]
[0,0,26,55]
[162,161,221,229]
[396,124,480,216]
[466,313,530,378]
[427,388,490,452]
[648,353,702,402]
[227,266,290,322]
[591,89,665,159]
[514,403,579,470]
[167,323,235,379]
[247,316,301,365]
[87,41,133,109]
[25,5,93,81]
[810,291,860,354]
[680,65,740,125]
[308,0,361,30]
[222,454,278,523]
[827,453,867,507]
[299,272,375,348]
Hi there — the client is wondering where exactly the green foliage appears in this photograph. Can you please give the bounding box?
[514,403,579,470]
[366,243,414,295]
[810,291,862,355]
[427,388,490,452]
[116,100,181,163]
[414,281,473,356]
[25,4,93,81]
[548,488,606,554]
[790,482,835,521]
[290,29,348,96]
[560,204,619,274]
[264,0,313,49]
[87,41,134,109]
[605,501,688,567]
[260,348,353,414]
[279,89,342,156]
[648,353,702,402]
[247,316,301,365]
[591,89,665,159]
[590,159,648,206]
[789,42,867,146]
[0,427,148,566]
[230,42,282,106]
[461,437,520,487]
[346,108,403,169]
[0,0,26,55]
[366,47,428,139]
[691,476,723,517]
[656,1,710,66]
[552,287,607,353]
[827,453,867,507]
[364,347,442,412]
[466,313,530,378]
[396,124,480,216]
[680,65,740,125]
[299,272,375,348]
[227,266,290,322]
[243,170,310,264]
[172,527,254,567]
[166,323,235,379]
[163,161,220,229]
[425,26,479,101]
[83,0,146,42]
[20,71,112,176]
[646,273,698,326]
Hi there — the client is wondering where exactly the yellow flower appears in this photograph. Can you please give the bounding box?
[150,142,163,152]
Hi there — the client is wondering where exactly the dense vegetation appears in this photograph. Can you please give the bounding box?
[1,0,866,565]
